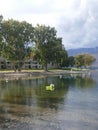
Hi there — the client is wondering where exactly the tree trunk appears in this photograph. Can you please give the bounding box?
[44,63,48,72]
[18,61,22,72]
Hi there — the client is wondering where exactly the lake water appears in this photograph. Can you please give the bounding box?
[0,71,98,130]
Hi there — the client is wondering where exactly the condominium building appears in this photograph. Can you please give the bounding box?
[22,59,42,69]
[0,57,42,69]
[0,57,57,70]
[0,57,6,69]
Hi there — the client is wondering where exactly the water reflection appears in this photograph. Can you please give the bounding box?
[0,74,96,109]
[35,77,69,110]
[61,73,96,89]
[0,73,98,130]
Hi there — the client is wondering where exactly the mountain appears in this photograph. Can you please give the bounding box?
[67,47,98,68]
[67,47,98,56]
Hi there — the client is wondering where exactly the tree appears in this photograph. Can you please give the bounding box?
[0,15,3,55]
[34,24,63,71]
[75,54,85,68]
[83,54,96,67]
[75,54,96,68]
[0,15,3,30]
[68,56,75,67]
[26,46,41,67]
[1,19,34,71]
[30,47,41,62]
[54,46,68,68]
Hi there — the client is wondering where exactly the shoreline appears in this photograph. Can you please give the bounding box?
[0,69,92,79]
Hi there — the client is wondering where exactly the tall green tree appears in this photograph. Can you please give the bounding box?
[68,56,75,67]
[0,15,3,55]
[75,54,85,67]
[34,24,63,71]
[75,54,96,68]
[83,54,96,67]
[54,46,68,68]
[30,47,41,62]
[1,19,34,71]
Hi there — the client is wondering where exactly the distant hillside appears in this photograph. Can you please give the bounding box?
[67,47,98,68]
[67,47,98,56]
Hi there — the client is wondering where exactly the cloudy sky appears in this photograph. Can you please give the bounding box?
[0,0,98,49]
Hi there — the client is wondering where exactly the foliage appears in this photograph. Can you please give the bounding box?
[0,19,68,71]
[68,56,75,67]
[1,19,34,71]
[0,15,3,55]
[34,24,67,71]
[57,48,68,68]
[75,54,84,67]
[28,47,41,61]
[75,54,96,68]
[83,54,96,67]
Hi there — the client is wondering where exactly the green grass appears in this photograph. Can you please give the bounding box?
[0,68,88,74]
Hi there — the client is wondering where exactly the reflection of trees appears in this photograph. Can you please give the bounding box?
[0,77,63,106]
[0,74,97,128]
[0,77,70,112]
[0,74,96,112]
[61,74,96,89]
[76,77,96,89]
[0,79,35,105]
[35,76,69,110]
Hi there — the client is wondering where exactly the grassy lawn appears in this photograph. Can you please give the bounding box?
[0,69,43,73]
[0,68,89,74]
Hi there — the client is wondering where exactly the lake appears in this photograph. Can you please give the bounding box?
[0,71,98,130]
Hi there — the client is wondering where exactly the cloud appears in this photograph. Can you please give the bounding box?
[0,0,98,49]
[57,0,98,49]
